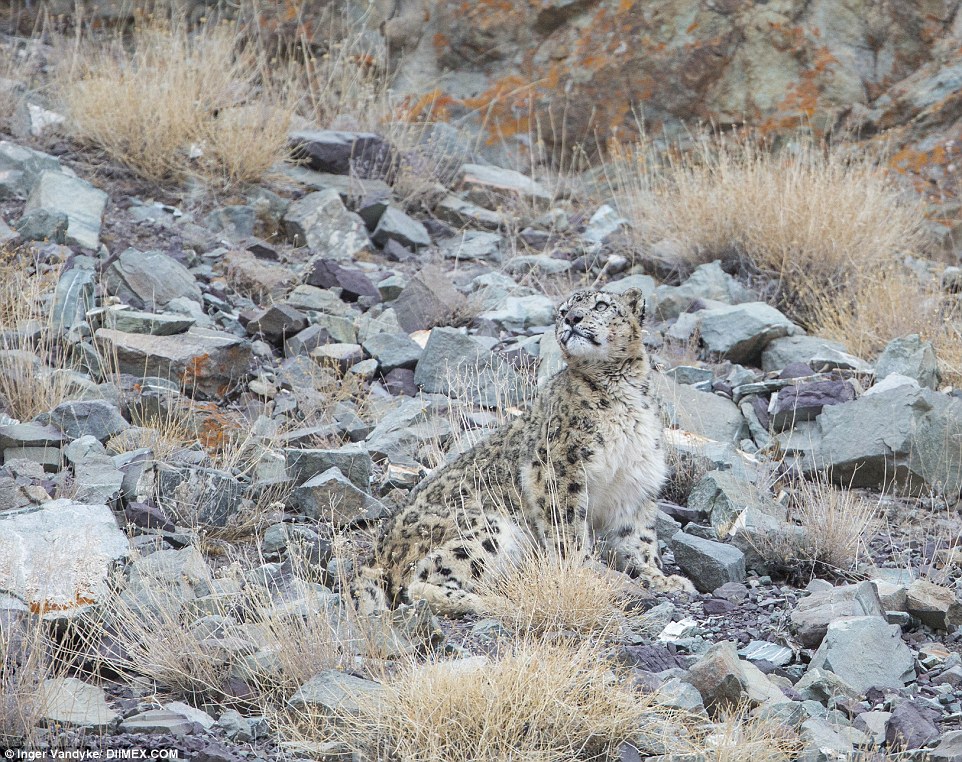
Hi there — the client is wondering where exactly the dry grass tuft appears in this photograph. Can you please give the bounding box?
[478,550,629,636]
[695,708,801,762]
[55,19,294,188]
[0,247,75,421]
[333,637,671,762]
[610,135,928,302]
[750,477,878,579]
[607,134,955,377]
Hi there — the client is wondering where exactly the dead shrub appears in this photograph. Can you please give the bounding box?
[749,477,878,579]
[329,637,675,762]
[477,549,629,636]
[55,18,294,188]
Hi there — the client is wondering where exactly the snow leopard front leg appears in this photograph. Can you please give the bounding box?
[599,502,695,594]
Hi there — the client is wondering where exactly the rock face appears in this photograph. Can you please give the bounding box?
[815,385,962,495]
[389,1,954,154]
[0,499,128,612]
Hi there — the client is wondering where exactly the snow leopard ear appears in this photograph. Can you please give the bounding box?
[620,288,647,324]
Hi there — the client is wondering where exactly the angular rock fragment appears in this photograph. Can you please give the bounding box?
[103,248,202,311]
[95,327,252,399]
[24,170,107,249]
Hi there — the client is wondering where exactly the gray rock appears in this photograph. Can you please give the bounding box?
[39,677,118,729]
[807,616,915,693]
[816,385,962,495]
[156,464,246,527]
[459,163,550,206]
[503,254,571,276]
[853,709,892,747]
[687,470,785,537]
[73,454,125,508]
[103,309,195,336]
[653,677,707,716]
[391,267,464,332]
[304,259,379,302]
[289,130,394,177]
[761,335,871,373]
[0,422,66,455]
[414,327,523,407]
[799,717,854,762]
[435,194,504,230]
[14,207,67,242]
[215,709,268,743]
[885,701,940,752]
[605,274,657,299]
[439,230,503,262]
[120,709,196,735]
[681,640,785,712]
[311,343,364,370]
[652,375,749,444]
[23,170,107,249]
[0,499,128,611]
[291,466,386,525]
[905,579,962,630]
[790,580,885,648]
[288,669,384,720]
[246,304,308,344]
[670,532,746,593]
[362,331,422,372]
[285,324,331,357]
[371,206,431,250]
[770,380,856,430]
[0,140,61,198]
[0,216,18,245]
[876,333,940,390]
[582,204,628,245]
[95,327,252,399]
[930,730,962,762]
[103,248,203,311]
[652,261,754,320]
[793,666,861,703]
[283,188,371,259]
[479,294,556,331]
[672,302,800,365]
[46,400,129,442]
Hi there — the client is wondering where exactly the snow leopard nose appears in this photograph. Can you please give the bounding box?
[565,310,583,326]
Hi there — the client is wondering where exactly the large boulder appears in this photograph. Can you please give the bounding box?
[669,302,800,365]
[0,499,128,613]
[95,328,252,399]
[807,616,916,693]
[652,375,749,445]
[815,385,962,495]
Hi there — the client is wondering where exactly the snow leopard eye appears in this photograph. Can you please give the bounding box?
[593,301,609,312]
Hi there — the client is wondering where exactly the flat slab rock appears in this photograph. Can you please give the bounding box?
[94,327,252,398]
[0,499,128,612]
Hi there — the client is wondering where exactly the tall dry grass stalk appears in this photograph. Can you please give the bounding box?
[0,247,76,421]
[0,611,53,748]
[55,17,295,188]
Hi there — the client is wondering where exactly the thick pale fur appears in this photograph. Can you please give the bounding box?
[353,288,694,616]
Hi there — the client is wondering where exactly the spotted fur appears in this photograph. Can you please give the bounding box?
[353,288,694,616]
